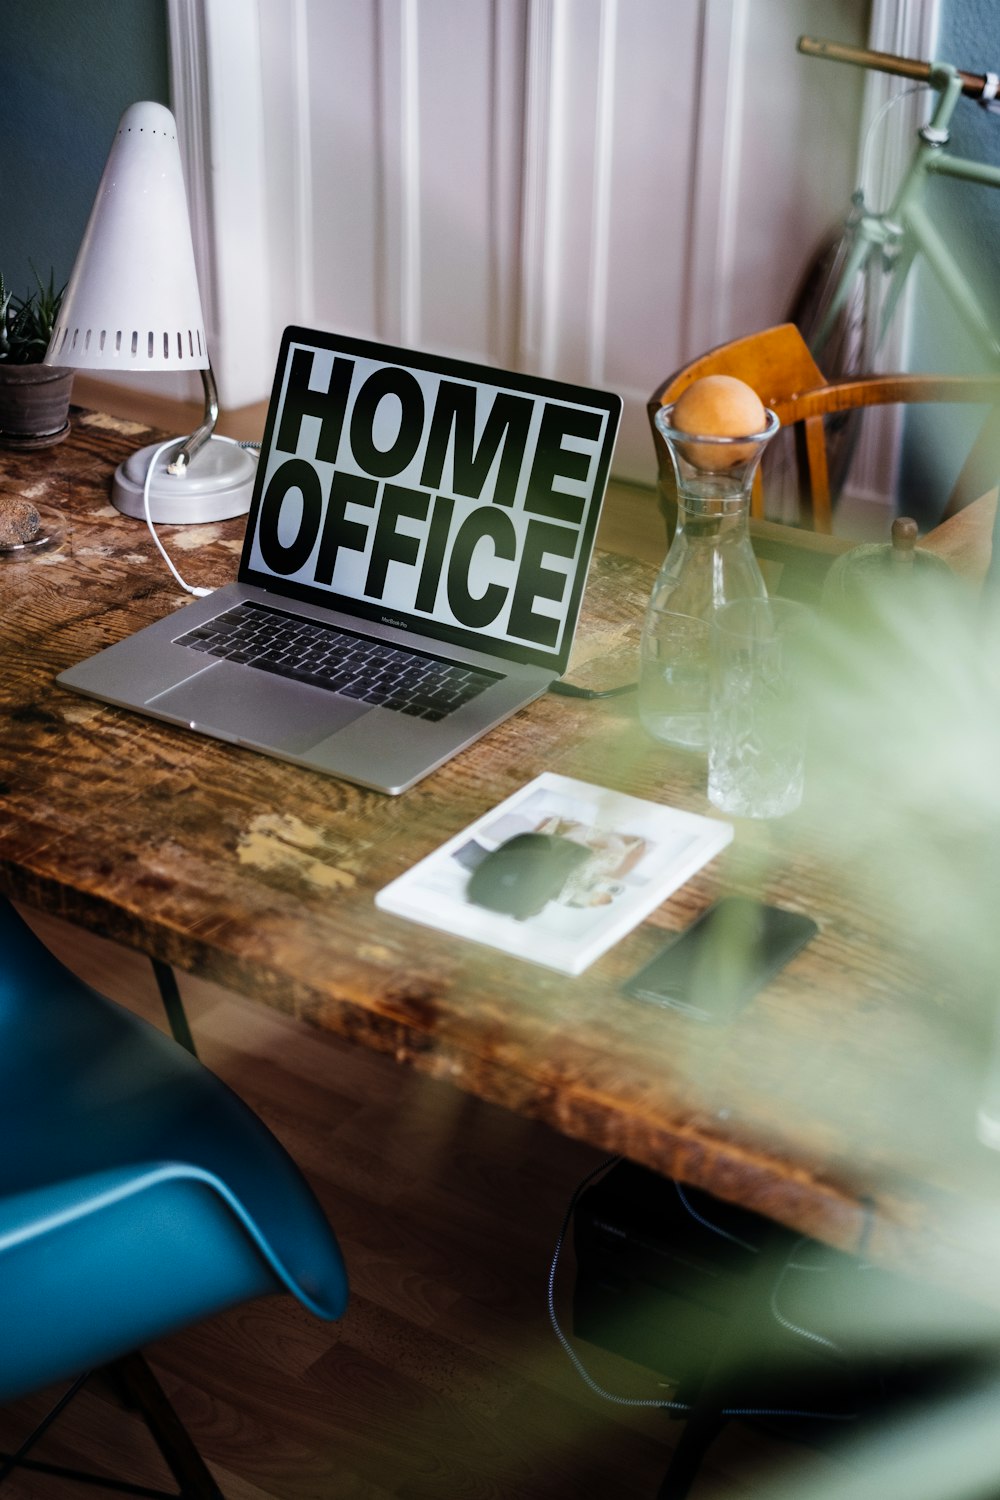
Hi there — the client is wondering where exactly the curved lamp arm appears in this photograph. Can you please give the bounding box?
[166,364,220,475]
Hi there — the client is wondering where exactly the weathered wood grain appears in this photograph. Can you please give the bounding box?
[2,410,998,1298]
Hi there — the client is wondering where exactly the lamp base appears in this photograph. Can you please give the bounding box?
[112,437,257,524]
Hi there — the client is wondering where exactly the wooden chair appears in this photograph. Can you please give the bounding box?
[647,322,1000,549]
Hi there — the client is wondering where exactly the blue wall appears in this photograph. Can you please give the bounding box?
[1,0,169,303]
[928,0,1000,329]
[899,0,1000,523]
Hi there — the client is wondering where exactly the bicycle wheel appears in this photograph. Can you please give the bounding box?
[761,195,889,519]
[784,193,889,505]
[792,195,879,377]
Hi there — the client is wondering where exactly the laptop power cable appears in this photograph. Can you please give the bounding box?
[550,680,637,700]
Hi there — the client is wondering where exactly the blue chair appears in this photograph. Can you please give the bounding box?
[0,897,348,1497]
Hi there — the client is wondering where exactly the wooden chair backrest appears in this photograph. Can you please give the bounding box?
[648,322,1000,536]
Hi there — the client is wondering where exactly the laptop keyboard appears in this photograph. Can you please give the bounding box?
[174,601,498,722]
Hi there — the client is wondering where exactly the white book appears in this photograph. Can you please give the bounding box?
[375,773,734,975]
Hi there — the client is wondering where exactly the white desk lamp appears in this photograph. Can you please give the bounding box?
[43,100,255,524]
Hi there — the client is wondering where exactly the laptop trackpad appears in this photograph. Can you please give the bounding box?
[146,661,369,752]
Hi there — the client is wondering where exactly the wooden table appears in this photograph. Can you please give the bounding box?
[2,412,998,1296]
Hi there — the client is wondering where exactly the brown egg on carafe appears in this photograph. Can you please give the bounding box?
[670,375,767,470]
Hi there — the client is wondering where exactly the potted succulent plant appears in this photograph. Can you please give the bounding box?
[0,268,73,448]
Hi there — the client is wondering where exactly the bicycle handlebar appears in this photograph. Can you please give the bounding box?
[798,35,992,100]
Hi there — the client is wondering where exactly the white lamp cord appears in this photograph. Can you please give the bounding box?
[141,433,257,599]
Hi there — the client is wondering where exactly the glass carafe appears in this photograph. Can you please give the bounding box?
[639,403,779,750]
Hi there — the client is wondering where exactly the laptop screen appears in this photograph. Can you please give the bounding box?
[238,328,622,673]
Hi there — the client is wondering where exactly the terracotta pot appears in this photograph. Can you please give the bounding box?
[0,364,74,448]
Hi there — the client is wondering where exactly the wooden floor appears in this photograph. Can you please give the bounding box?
[0,380,857,1497]
[2,912,853,1500]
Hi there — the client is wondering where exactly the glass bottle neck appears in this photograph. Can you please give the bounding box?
[674,487,752,542]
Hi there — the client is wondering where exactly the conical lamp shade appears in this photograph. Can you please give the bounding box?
[45,101,210,372]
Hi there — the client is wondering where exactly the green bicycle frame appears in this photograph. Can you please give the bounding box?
[816,63,1000,366]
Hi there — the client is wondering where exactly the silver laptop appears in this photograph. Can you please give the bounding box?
[59,328,621,794]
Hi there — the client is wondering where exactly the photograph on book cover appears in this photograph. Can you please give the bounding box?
[454,787,651,912]
[375,773,733,975]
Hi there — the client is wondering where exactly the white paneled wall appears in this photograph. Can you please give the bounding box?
[519,0,707,475]
[252,0,530,362]
[170,0,885,482]
[843,0,941,507]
